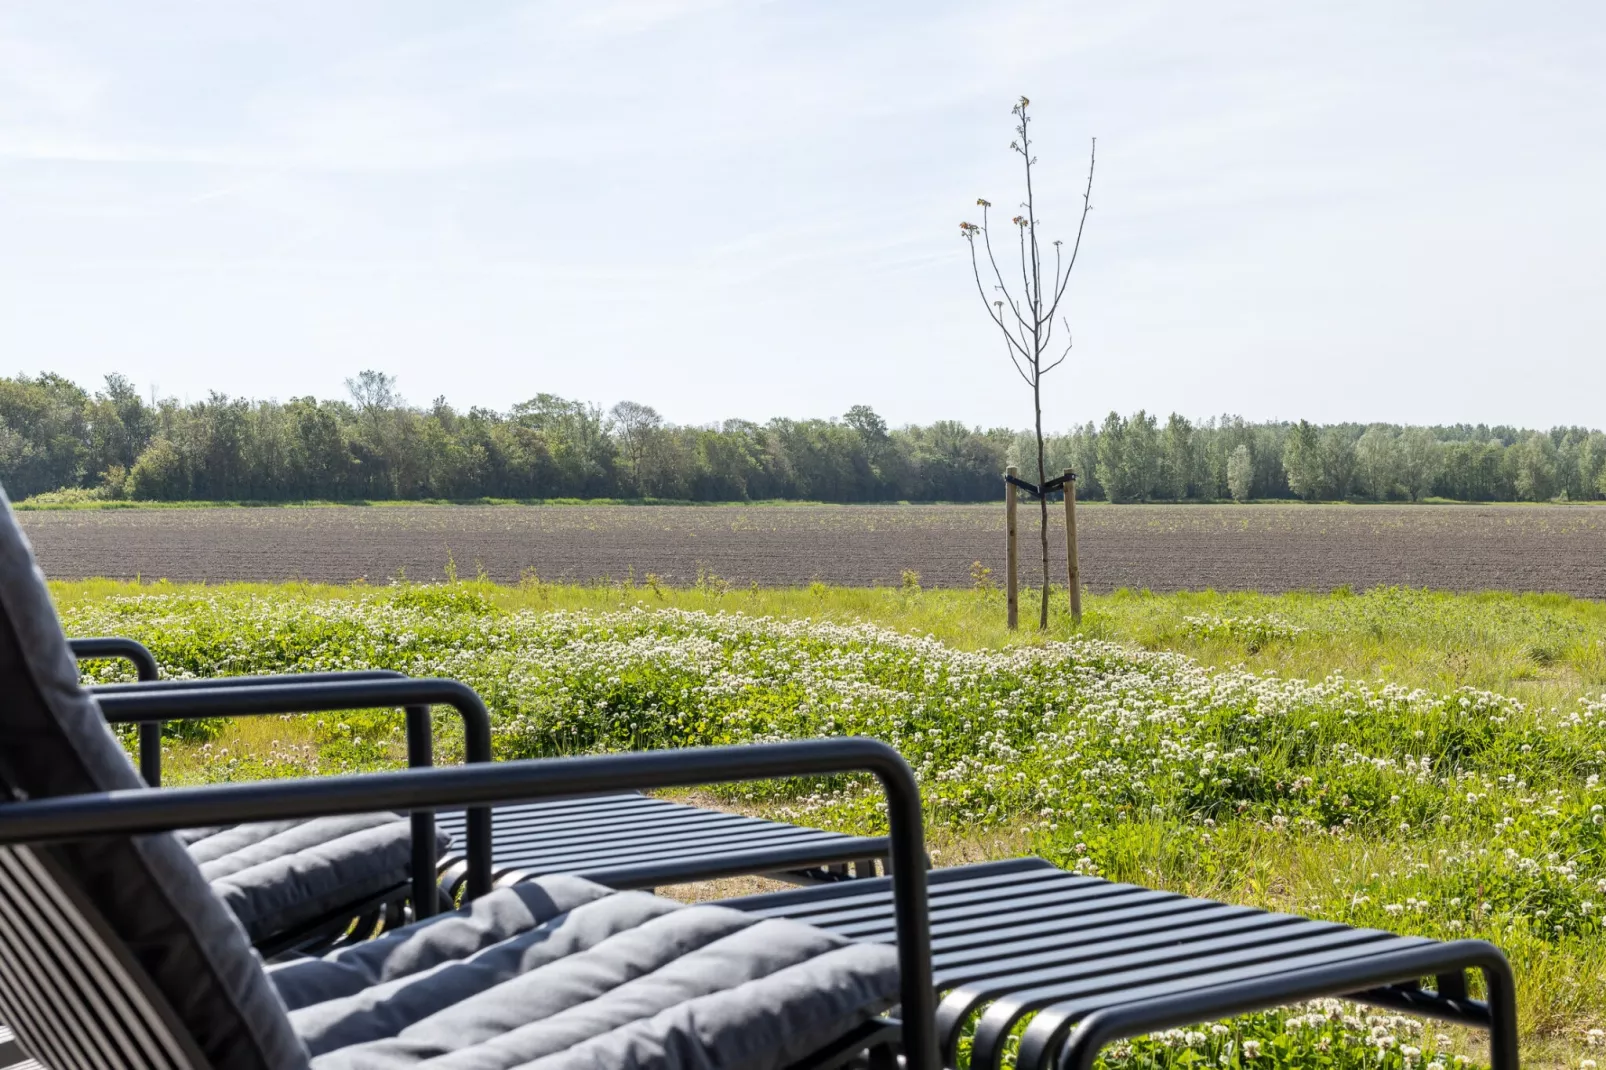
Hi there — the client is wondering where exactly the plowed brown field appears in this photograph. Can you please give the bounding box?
[18,503,1606,597]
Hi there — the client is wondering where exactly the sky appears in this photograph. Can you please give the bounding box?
[1,1,1602,432]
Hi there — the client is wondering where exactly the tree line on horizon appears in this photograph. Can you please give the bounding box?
[2,371,1603,505]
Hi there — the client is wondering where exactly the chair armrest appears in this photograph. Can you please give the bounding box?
[0,738,939,1070]
[69,634,415,787]
[88,668,412,787]
[91,669,404,694]
[69,637,159,681]
[70,637,163,783]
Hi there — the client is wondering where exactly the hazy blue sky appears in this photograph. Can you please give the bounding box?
[2,1,1602,430]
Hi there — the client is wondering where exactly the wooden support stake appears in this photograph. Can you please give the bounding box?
[1005,466,1019,630]
[1064,469,1082,624]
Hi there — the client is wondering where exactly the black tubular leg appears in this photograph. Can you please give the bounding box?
[137,724,161,787]
[1437,971,1469,1002]
[874,751,935,1070]
[404,704,438,920]
[1483,959,1520,1070]
[68,637,163,785]
[461,707,494,901]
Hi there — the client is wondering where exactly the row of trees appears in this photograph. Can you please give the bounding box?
[2,371,1602,504]
[1070,413,1606,504]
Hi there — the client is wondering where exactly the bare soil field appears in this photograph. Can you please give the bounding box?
[18,503,1606,596]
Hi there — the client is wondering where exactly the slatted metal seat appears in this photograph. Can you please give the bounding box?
[434,792,884,893]
[722,856,1517,1070]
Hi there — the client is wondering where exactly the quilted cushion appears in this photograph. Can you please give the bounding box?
[179,816,453,944]
[0,485,310,1070]
[268,874,901,1070]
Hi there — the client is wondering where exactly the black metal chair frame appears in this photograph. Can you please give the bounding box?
[70,639,893,898]
[0,737,940,1070]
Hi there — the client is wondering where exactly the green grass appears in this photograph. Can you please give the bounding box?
[1084,587,1606,712]
[52,578,1606,1068]
[58,576,1606,703]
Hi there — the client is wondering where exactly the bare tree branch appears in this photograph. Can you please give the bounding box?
[993,295,1034,385]
[965,237,1034,363]
[1041,326,1073,375]
[978,209,1032,333]
[1001,335,1034,387]
[1044,137,1096,324]
[1021,122,1044,340]
[1041,242,1064,349]
[1017,217,1035,333]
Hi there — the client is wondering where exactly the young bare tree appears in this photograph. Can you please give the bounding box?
[960,97,1096,629]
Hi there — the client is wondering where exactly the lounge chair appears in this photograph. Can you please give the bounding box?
[0,492,933,1069]
[73,639,892,896]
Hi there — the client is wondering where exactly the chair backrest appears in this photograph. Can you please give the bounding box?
[0,847,197,1068]
[0,486,308,1070]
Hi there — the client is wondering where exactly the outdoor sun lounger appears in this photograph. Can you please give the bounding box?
[73,639,892,898]
[721,857,1519,1070]
[0,494,934,1070]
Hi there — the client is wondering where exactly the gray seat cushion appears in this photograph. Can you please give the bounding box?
[0,486,311,1069]
[268,874,901,1070]
[179,816,453,944]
